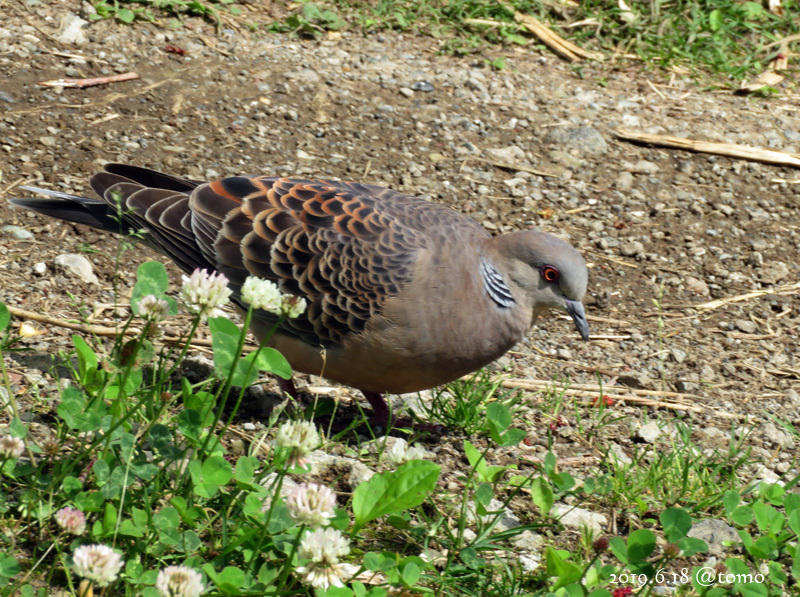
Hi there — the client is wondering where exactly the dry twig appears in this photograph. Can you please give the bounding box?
[471,156,560,178]
[12,76,177,115]
[503,378,748,420]
[737,51,788,94]
[4,305,258,352]
[693,281,800,311]
[39,72,140,89]
[497,0,602,62]
[616,129,800,168]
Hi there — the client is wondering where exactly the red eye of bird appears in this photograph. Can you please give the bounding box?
[542,265,560,282]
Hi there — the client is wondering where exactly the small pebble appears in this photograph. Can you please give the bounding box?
[734,319,757,334]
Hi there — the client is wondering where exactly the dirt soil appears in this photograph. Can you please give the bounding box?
[1,1,799,519]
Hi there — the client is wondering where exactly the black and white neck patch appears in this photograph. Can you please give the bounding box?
[480,258,515,308]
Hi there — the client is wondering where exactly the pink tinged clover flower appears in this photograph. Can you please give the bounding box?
[286,483,337,527]
[138,294,170,322]
[55,507,86,535]
[155,564,205,597]
[180,269,232,320]
[280,294,307,319]
[275,420,319,468]
[72,544,124,587]
[295,527,356,590]
[0,435,24,459]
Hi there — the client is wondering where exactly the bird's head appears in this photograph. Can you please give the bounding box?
[491,230,590,340]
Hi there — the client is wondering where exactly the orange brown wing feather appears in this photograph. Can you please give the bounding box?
[194,176,430,346]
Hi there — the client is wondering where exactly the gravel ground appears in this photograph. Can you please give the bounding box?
[1,0,799,562]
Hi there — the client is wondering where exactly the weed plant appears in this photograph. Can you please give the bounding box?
[0,262,798,595]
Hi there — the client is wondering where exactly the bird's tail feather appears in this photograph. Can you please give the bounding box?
[11,188,133,234]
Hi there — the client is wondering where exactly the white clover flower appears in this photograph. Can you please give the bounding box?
[384,439,428,465]
[241,276,282,311]
[72,544,124,587]
[295,527,355,590]
[406,444,428,461]
[0,435,25,459]
[55,507,86,535]
[138,295,170,322]
[240,276,307,319]
[155,564,204,597]
[180,269,232,320]
[286,483,337,527]
[280,295,307,319]
[275,420,319,468]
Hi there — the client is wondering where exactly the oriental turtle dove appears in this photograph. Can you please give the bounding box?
[12,164,590,427]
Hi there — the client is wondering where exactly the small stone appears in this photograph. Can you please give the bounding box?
[543,125,608,155]
[485,145,525,163]
[631,159,660,174]
[39,136,56,147]
[24,371,46,386]
[398,87,414,98]
[685,276,710,296]
[552,504,607,533]
[284,68,320,84]
[635,422,661,443]
[548,150,584,169]
[79,1,97,18]
[54,253,99,284]
[619,240,644,257]
[296,149,314,160]
[618,372,653,390]
[518,554,541,572]
[699,365,716,381]
[734,319,757,333]
[33,262,46,275]
[55,13,89,46]
[687,519,740,555]
[786,389,800,405]
[411,81,434,93]
[671,348,687,364]
[757,261,789,284]
[11,229,34,240]
[615,171,634,190]
[511,530,543,551]
[763,422,794,448]
[467,498,520,531]
[607,442,632,465]
[428,152,447,164]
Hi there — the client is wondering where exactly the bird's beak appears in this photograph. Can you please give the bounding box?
[564,298,590,341]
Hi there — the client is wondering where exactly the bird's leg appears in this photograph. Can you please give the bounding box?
[277,377,300,400]
[362,391,444,435]
[362,391,391,426]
